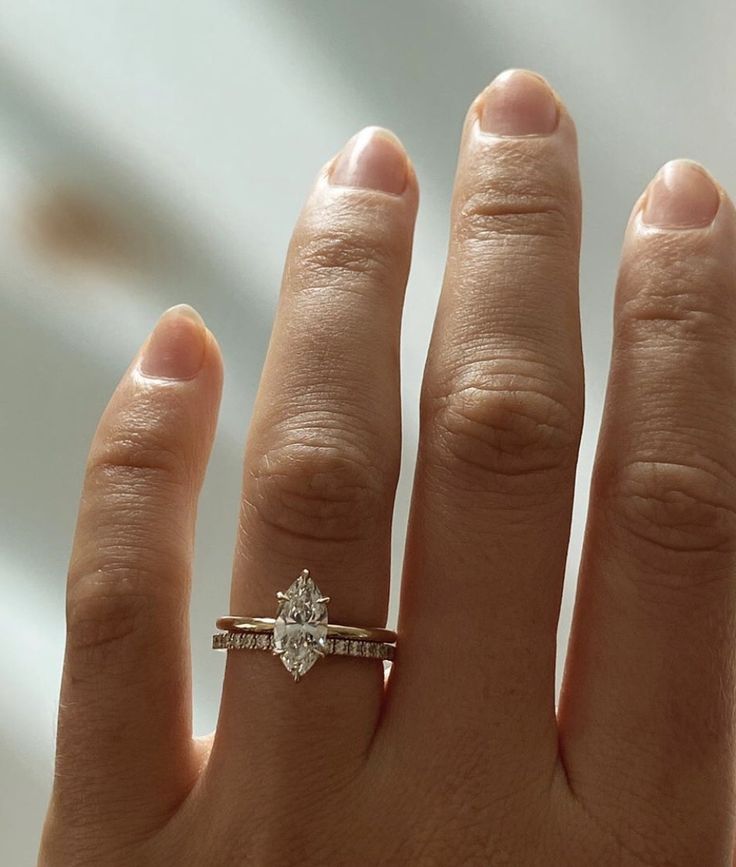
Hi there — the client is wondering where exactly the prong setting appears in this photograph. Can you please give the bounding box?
[272,569,329,680]
[212,568,397,677]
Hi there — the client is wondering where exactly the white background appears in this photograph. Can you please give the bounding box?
[1,2,735,862]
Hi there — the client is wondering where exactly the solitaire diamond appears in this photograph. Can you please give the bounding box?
[273,570,329,680]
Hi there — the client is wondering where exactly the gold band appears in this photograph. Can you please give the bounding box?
[216,616,396,644]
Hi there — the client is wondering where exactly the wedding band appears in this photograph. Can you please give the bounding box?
[212,568,396,681]
[212,631,394,661]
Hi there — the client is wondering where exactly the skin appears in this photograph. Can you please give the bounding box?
[39,70,736,866]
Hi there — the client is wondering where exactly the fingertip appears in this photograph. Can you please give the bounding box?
[133,305,224,400]
[293,131,419,266]
[309,127,419,215]
[465,70,576,145]
[641,159,721,230]
[139,304,207,381]
[625,162,736,262]
[478,69,559,137]
[202,323,225,383]
[329,126,409,195]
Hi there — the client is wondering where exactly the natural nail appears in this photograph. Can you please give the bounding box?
[140,304,207,380]
[642,160,720,229]
[330,126,408,194]
[480,69,559,136]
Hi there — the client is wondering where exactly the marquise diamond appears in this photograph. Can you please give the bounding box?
[273,570,329,680]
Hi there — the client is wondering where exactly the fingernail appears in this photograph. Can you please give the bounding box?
[479,69,559,136]
[330,126,408,194]
[642,160,720,229]
[140,304,207,380]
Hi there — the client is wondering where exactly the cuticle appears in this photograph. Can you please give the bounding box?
[473,113,560,140]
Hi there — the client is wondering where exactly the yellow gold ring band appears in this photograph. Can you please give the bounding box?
[216,616,396,644]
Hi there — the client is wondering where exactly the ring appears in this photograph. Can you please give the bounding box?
[216,617,397,643]
[212,569,396,681]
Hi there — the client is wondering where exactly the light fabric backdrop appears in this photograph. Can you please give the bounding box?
[2,2,735,862]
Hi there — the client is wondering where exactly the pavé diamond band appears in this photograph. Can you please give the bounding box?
[212,569,397,681]
[212,631,395,661]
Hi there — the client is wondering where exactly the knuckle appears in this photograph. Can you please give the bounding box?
[617,242,735,339]
[87,398,190,493]
[606,458,736,578]
[454,163,576,246]
[66,541,186,655]
[67,586,146,653]
[458,193,571,245]
[452,135,580,248]
[246,432,389,544]
[618,284,729,343]
[292,225,397,289]
[65,567,156,663]
[425,365,581,491]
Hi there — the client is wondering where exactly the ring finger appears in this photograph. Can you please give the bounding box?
[209,127,418,799]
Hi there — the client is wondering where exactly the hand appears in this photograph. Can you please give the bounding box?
[39,69,736,866]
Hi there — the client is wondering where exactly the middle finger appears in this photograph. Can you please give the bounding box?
[384,70,584,793]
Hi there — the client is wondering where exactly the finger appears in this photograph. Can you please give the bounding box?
[210,129,417,786]
[50,306,222,841]
[384,71,583,785]
[560,162,736,861]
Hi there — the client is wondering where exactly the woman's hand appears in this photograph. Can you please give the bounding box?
[39,70,736,866]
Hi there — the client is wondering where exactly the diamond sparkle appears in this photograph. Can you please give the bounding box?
[273,570,330,680]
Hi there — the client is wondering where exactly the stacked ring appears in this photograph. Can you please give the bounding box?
[213,569,397,681]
